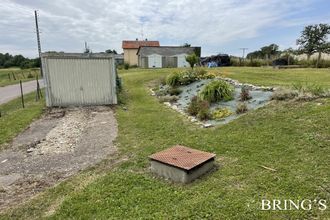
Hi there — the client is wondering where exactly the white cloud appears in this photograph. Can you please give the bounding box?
[0,0,327,57]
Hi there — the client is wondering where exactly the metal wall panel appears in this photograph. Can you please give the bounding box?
[42,54,117,107]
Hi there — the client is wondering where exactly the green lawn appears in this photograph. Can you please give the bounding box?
[213,67,330,88]
[1,67,329,219]
[0,90,45,149]
[0,68,41,87]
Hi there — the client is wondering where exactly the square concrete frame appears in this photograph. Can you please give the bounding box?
[149,145,216,183]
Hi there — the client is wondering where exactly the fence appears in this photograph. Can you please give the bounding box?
[0,76,43,118]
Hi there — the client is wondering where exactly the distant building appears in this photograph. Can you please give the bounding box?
[122,40,160,66]
[137,46,201,68]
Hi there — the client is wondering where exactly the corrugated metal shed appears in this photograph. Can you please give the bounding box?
[42,53,117,107]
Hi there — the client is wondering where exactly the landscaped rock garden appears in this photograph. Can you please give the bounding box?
[151,69,275,127]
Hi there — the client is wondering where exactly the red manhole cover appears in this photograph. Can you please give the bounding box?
[149,145,216,171]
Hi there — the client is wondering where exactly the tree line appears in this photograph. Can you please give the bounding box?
[0,53,40,69]
[246,24,330,68]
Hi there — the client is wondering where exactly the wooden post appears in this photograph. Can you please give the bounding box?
[12,72,16,80]
[8,73,11,81]
[35,75,40,101]
[20,80,25,108]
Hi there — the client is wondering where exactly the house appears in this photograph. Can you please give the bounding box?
[137,46,201,68]
[122,40,160,66]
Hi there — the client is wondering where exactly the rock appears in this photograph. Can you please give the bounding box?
[26,148,34,153]
[191,118,198,122]
[123,107,127,111]
[203,123,213,128]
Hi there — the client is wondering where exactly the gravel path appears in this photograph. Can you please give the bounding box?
[0,80,44,104]
[0,106,117,211]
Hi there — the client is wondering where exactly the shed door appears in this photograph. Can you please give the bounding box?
[44,58,117,106]
[177,54,189,67]
[148,54,162,68]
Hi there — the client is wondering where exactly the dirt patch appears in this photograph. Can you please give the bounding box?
[0,106,118,212]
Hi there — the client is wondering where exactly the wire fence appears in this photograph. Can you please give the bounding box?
[0,76,43,118]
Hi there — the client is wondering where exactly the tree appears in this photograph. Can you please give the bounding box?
[297,23,330,67]
[105,49,118,54]
[246,44,280,60]
[282,47,296,65]
[181,43,191,47]
[185,53,199,69]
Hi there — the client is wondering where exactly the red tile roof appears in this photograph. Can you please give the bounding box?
[149,145,216,171]
[122,40,160,49]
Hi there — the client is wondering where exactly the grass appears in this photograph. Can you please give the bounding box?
[0,68,41,87]
[0,90,45,149]
[1,67,329,219]
[212,66,330,88]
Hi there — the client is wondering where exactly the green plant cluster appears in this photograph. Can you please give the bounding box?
[292,82,328,96]
[199,80,234,103]
[240,86,252,101]
[155,86,182,97]
[187,96,211,120]
[166,69,214,87]
[236,103,248,114]
[211,107,232,120]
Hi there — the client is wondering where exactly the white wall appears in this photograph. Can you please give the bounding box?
[177,54,189,67]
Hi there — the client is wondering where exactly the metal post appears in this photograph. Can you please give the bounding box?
[20,80,25,108]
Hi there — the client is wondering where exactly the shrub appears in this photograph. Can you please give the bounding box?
[271,89,298,100]
[168,87,182,96]
[240,86,252,101]
[199,80,234,103]
[236,103,248,114]
[187,96,210,120]
[159,95,179,103]
[166,72,181,86]
[179,70,198,85]
[197,108,211,120]
[124,63,129,70]
[306,84,326,96]
[195,68,207,78]
[291,82,328,97]
[212,108,232,120]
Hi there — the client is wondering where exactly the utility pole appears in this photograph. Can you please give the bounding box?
[239,48,248,59]
[34,10,43,77]
[239,48,248,66]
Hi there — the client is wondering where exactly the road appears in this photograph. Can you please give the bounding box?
[0,80,44,105]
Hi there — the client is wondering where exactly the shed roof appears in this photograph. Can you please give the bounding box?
[122,40,160,49]
[137,46,200,57]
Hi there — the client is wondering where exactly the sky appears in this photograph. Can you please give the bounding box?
[0,0,329,58]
